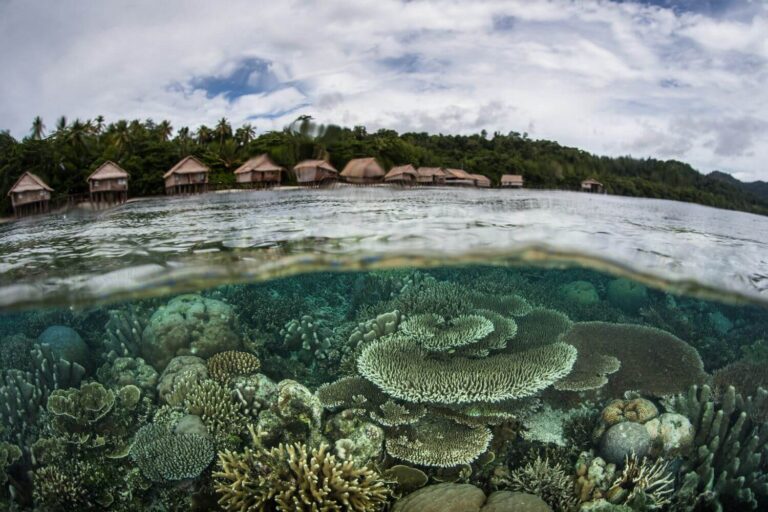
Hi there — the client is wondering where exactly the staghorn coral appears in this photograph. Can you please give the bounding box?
[665,384,768,511]
[175,376,248,449]
[557,322,706,396]
[141,294,242,371]
[385,417,492,467]
[358,335,576,404]
[207,350,261,384]
[506,456,579,512]
[129,423,215,482]
[399,313,495,352]
[604,455,674,507]
[214,427,389,511]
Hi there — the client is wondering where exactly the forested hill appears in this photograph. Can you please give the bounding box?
[1,116,767,216]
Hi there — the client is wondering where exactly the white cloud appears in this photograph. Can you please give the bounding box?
[0,0,766,179]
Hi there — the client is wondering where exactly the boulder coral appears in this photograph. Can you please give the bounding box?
[141,294,241,371]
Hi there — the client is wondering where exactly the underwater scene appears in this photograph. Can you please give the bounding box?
[1,264,768,512]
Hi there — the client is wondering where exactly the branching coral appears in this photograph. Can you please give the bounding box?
[214,427,389,511]
[103,304,149,361]
[398,313,495,352]
[507,456,579,512]
[358,335,576,404]
[174,376,248,448]
[664,384,768,511]
[605,454,674,507]
[207,350,261,384]
[129,423,215,482]
[557,322,706,396]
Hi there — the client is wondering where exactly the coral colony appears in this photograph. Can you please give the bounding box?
[1,268,767,511]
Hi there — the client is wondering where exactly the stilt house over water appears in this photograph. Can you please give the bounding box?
[7,172,53,217]
[164,156,210,195]
[416,167,447,185]
[581,178,604,193]
[471,174,491,188]
[501,174,524,188]
[234,154,285,187]
[341,157,386,184]
[384,164,418,185]
[443,168,476,186]
[292,159,339,186]
[88,161,129,208]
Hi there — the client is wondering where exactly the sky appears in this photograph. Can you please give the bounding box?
[1,0,766,180]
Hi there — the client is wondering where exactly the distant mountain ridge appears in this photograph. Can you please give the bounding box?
[708,171,768,204]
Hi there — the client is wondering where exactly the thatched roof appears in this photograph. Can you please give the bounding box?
[416,167,447,177]
[470,174,491,186]
[385,164,418,181]
[293,159,338,173]
[501,174,524,185]
[234,154,284,174]
[444,168,474,180]
[163,156,210,178]
[341,158,385,179]
[88,161,129,181]
[8,171,53,195]
[582,178,603,186]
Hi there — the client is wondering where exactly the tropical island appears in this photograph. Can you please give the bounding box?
[2,115,767,216]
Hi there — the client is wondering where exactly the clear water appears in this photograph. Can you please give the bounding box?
[1,188,767,511]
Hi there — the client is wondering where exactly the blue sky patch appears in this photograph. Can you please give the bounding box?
[191,57,283,100]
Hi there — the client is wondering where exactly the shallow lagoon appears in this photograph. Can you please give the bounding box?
[1,188,767,511]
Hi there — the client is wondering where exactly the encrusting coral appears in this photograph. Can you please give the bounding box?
[207,350,261,384]
[214,426,389,511]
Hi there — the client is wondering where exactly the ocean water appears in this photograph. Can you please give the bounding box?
[1,187,767,511]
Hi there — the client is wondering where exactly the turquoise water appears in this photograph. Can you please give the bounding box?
[1,188,767,511]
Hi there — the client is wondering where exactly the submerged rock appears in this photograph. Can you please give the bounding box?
[599,422,651,465]
[38,325,89,368]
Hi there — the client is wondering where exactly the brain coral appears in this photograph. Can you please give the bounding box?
[129,423,215,482]
[358,335,576,404]
[141,294,242,371]
[557,322,706,396]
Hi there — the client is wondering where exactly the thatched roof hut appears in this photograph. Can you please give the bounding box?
[384,164,418,185]
[164,156,210,195]
[88,161,129,207]
[416,167,447,185]
[581,178,604,193]
[444,168,476,186]
[293,159,339,185]
[8,171,53,216]
[341,158,385,184]
[234,154,284,186]
[501,174,524,188]
[470,174,491,188]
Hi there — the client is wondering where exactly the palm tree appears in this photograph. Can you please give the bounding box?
[196,125,212,146]
[235,123,256,146]
[215,118,232,145]
[94,115,105,134]
[30,116,46,140]
[54,116,68,138]
[111,120,131,154]
[158,120,173,141]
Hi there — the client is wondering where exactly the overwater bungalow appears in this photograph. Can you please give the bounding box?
[443,168,476,186]
[471,174,491,188]
[341,158,385,185]
[164,156,209,195]
[234,154,284,188]
[88,161,128,208]
[416,167,447,185]
[581,178,604,193]
[384,164,418,185]
[293,159,339,186]
[8,171,53,217]
[501,174,524,188]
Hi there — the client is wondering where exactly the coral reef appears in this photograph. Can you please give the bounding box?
[558,322,706,396]
[207,350,261,384]
[606,278,647,314]
[599,422,651,466]
[665,384,768,510]
[103,305,148,361]
[505,456,578,512]
[96,356,158,399]
[37,325,90,369]
[386,417,492,467]
[141,294,242,370]
[214,428,389,511]
[157,354,208,404]
[392,483,485,512]
[129,423,215,481]
[559,280,600,306]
